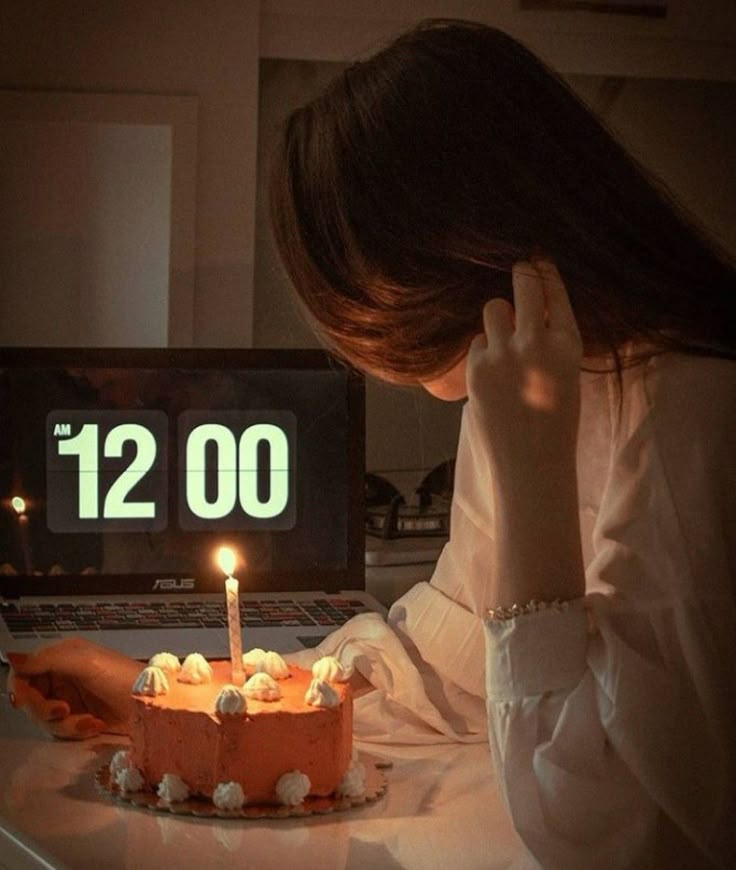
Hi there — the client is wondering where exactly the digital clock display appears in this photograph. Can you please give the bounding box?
[0,350,363,589]
[177,410,296,531]
[47,410,169,533]
[46,409,296,534]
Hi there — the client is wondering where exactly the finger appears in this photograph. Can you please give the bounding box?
[7,641,89,680]
[469,331,486,351]
[512,261,546,335]
[466,332,486,371]
[533,259,579,334]
[482,298,514,346]
[6,647,55,677]
[5,652,29,670]
[8,673,71,721]
[44,713,106,741]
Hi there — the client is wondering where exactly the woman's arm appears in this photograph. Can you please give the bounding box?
[470,268,735,866]
[466,260,585,609]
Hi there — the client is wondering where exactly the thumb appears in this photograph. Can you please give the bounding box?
[7,650,48,676]
[46,713,107,741]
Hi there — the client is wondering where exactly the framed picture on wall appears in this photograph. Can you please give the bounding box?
[0,90,197,347]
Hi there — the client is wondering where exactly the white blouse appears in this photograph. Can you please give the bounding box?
[289,351,736,869]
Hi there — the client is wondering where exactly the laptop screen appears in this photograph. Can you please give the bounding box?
[0,347,365,596]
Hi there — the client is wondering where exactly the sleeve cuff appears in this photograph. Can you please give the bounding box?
[484,601,589,701]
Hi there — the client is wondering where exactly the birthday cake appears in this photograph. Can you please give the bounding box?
[109,648,364,810]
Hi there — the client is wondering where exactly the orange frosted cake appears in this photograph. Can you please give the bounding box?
[109,649,365,810]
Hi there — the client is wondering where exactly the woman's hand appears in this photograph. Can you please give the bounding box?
[467,259,583,474]
[468,260,585,606]
[7,639,143,739]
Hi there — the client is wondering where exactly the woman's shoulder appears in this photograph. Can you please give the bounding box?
[635,352,736,506]
[579,348,735,454]
[613,351,735,599]
[587,347,736,483]
[642,351,736,432]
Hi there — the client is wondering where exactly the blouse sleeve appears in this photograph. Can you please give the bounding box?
[484,355,736,870]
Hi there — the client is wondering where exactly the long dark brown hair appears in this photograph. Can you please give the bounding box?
[270,18,736,384]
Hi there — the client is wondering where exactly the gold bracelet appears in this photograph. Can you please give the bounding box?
[487,598,572,621]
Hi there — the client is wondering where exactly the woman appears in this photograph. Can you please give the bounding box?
[8,19,736,869]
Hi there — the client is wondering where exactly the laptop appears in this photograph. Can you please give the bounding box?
[0,346,385,660]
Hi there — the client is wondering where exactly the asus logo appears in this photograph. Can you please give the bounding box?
[152,578,196,591]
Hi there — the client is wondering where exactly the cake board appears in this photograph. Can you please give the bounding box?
[96,753,390,820]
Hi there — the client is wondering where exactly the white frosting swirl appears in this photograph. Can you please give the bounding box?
[109,749,131,776]
[243,672,282,701]
[212,781,246,810]
[256,650,290,680]
[178,653,213,684]
[337,759,366,798]
[312,655,348,683]
[157,773,190,803]
[304,678,340,708]
[216,685,248,716]
[116,766,145,793]
[275,770,311,806]
[132,665,169,696]
[148,652,181,674]
[242,647,267,675]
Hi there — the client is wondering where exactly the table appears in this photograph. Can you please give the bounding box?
[0,666,527,870]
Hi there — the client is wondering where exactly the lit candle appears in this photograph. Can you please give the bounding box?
[217,546,244,685]
[11,496,32,575]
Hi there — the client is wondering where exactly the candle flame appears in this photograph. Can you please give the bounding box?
[11,496,26,516]
[216,546,237,577]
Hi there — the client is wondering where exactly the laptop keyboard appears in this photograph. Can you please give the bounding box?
[1,597,371,639]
